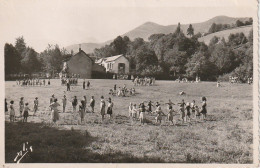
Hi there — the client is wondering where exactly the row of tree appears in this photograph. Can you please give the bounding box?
[208,18,253,34]
[5,23,253,82]
[4,37,72,78]
[93,23,253,81]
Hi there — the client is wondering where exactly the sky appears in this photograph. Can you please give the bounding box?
[0,0,256,52]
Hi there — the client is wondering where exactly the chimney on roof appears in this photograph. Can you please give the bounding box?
[79,44,81,52]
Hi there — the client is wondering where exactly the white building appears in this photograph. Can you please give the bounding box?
[95,54,130,74]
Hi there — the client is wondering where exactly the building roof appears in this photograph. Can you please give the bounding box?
[95,58,105,64]
[104,54,124,62]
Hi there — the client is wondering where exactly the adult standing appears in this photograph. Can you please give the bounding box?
[49,98,60,123]
[100,96,106,121]
[48,79,50,85]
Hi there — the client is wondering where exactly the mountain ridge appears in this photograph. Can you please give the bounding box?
[65,15,251,54]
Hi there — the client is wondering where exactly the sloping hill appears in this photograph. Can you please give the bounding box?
[198,25,252,45]
[123,16,250,41]
[66,16,251,54]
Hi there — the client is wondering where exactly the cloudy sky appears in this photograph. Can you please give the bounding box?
[0,0,256,52]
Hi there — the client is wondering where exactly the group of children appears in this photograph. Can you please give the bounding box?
[5,97,39,123]
[128,97,207,125]
[133,77,156,86]
[16,78,50,86]
[109,84,136,97]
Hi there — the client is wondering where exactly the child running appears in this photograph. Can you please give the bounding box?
[167,105,175,125]
[155,102,164,125]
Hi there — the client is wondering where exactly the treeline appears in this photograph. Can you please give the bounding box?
[94,23,253,81]
[208,18,253,34]
[4,37,72,78]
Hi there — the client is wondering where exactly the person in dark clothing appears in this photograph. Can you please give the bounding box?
[67,81,70,91]
[72,96,78,112]
[5,98,8,113]
[87,81,90,89]
[83,80,86,90]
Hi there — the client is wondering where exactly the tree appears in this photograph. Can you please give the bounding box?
[187,24,194,37]
[186,51,218,81]
[110,36,128,55]
[208,23,217,33]
[135,44,158,73]
[21,47,41,74]
[4,43,21,75]
[210,44,237,74]
[175,22,181,35]
[236,20,244,27]
[248,29,253,43]
[15,36,27,58]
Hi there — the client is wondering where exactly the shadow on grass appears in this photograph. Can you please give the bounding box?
[5,122,165,163]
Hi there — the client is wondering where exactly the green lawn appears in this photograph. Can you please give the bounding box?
[5,79,253,163]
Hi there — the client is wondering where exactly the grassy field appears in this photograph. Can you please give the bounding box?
[5,79,253,163]
[198,25,252,45]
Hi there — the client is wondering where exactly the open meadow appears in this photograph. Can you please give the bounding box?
[5,79,253,163]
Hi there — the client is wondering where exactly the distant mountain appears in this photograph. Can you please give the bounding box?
[66,16,251,53]
[198,25,252,45]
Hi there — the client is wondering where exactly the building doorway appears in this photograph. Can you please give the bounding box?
[118,63,125,74]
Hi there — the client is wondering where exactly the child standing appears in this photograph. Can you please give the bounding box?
[155,102,164,125]
[107,98,113,119]
[83,80,86,90]
[49,98,60,123]
[72,96,78,113]
[62,95,67,113]
[33,97,38,116]
[5,98,8,113]
[132,104,137,120]
[185,102,191,123]
[79,100,85,124]
[83,96,87,112]
[178,99,186,124]
[139,102,146,125]
[200,97,207,120]
[129,102,133,118]
[100,96,106,121]
[167,105,175,125]
[23,103,30,122]
[147,101,154,113]
[195,105,200,122]
[19,97,24,117]
[191,100,196,119]
[9,100,15,122]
